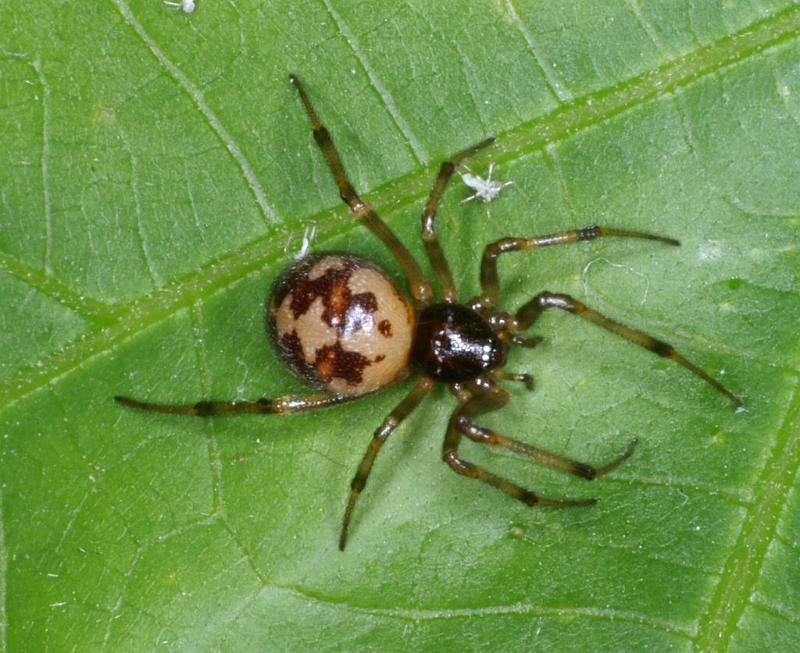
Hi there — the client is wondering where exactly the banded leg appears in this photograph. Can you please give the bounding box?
[477,225,679,308]
[515,291,743,407]
[489,369,535,391]
[421,138,494,302]
[339,376,433,550]
[442,380,597,508]
[290,74,432,306]
[500,334,543,349]
[463,420,638,479]
[114,392,362,417]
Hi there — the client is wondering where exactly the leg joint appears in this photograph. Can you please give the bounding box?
[443,450,475,476]
[538,291,581,313]
[578,225,601,240]
[519,489,540,506]
[439,160,455,176]
[194,401,214,416]
[375,418,397,441]
[650,339,674,357]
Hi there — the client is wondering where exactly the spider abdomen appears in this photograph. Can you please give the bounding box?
[413,303,505,382]
[269,253,415,396]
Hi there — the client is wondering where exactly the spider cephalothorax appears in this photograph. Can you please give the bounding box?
[116,74,742,550]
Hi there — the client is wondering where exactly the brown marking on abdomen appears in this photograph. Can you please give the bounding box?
[314,340,371,385]
[287,262,379,336]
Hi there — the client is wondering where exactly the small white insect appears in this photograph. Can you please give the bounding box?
[460,163,513,204]
[163,0,195,13]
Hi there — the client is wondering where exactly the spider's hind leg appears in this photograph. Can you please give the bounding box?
[114,392,361,416]
[339,376,433,551]
[443,379,630,508]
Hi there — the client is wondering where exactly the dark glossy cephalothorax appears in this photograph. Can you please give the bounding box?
[116,75,742,550]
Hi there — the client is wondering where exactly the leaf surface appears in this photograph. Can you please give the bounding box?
[1,1,799,650]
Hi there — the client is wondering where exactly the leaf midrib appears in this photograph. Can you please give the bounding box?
[3,5,799,414]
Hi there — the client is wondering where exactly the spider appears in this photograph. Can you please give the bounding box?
[115,75,742,550]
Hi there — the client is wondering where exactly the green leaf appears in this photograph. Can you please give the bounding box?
[1,1,799,650]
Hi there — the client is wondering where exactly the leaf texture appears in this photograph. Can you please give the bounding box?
[1,1,799,650]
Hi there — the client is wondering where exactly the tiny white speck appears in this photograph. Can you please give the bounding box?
[698,240,723,262]
[163,0,195,13]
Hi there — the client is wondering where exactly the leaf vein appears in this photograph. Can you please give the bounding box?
[503,0,571,102]
[270,585,695,638]
[748,595,800,628]
[627,0,669,57]
[319,0,427,164]
[0,252,113,324]
[110,0,277,225]
[118,123,162,289]
[693,379,800,650]
[31,56,53,277]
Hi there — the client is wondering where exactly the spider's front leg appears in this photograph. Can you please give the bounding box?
[475,224,678,308]
[443,378,635,507]
[289,74,432,307]
[514,291,743,408]
[420,137,493,302]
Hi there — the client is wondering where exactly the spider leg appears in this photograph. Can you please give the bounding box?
[463,421,638,479]
[339,376,433,550]
[514,291,743,407]
[476,224,679,308]
[442,380,596,508]
[458,402,638,481]
[422,138,494,302]
[489,369,534,391]
[502,334,543,348]
[114,392,363,416]
[289,74,432,307]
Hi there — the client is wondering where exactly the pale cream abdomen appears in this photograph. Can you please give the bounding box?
[269,253,415,396]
